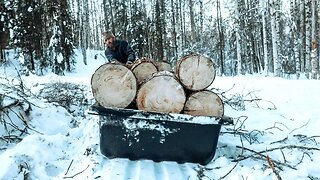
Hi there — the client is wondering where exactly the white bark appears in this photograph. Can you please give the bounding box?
[305,0,312,78]
[299,0,305,74]
[270,0,280,76]
[261,0,269,75]
[290,0,300,79]
[81,0,90,65]
[236,1,242,75]
[311,0,318,79]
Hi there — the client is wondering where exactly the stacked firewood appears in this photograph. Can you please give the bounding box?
[91,54,224,117]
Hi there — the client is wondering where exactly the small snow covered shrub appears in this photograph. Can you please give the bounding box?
[37,82,90,116]
[0,80,32,142]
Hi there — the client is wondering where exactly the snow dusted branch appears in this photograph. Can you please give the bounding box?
[212,85,277,111]
[0,74,38,142]
[233,145,320,170]
[219,116,320,179]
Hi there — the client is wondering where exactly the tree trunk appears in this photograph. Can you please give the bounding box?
[189,0,196,42]
[305,0,312,78]
[91,63,137,108]
[261,0,269,75]
[311,0,318,79]
[183,90,224,117]
[175,54,216,91]
[236,0,244,75]
[299,0,306,75]
[270,0,280,76]
[136,72,186,114]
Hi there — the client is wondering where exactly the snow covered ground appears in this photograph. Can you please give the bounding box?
[1,50,320,180]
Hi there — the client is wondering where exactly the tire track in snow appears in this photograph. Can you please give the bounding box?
[92,157,199,180]
[123,159,141,180]
[100,158,132,180]
[153,162,169,180]
[160,162,185,180]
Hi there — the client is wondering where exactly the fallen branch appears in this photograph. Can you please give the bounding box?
[233,145,320,170]
[289,119,311,134]
[63,164,89,179]
[64,159,74,176]
[266,155,282,180]
[219,134,245,179]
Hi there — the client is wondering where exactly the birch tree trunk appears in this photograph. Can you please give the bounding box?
[299,0,306,75]
[291,0,301,79]
[318,0,320,78]
[305,0,312,78]
[189,0,196,43]
[235,0,242,75]
[81,0,90,65]
[261,0,269,75]
[216,0,225,75]
[270,0,280,76]
[170,0,178,57]
[311,0,318,79]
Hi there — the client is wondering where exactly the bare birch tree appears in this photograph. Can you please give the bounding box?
[189,0,196,43]
[305,0,312,78]
[270,0,280,76]
[310,0,318,79]
[235,0,242,75]
[81,0,90,65]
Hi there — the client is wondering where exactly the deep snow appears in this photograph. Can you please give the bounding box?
[1,49,320,180]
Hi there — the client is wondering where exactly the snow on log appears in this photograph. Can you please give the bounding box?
[91,63,137,108]
[131,58,158,84]
[176,54,216,91]
[136,72,186,114]
[183,90,224,117]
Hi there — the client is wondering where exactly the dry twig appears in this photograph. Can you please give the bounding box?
[266,154,282,180]
[63,164,90,179]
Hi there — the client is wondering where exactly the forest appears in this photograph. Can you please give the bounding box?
[0,0,319,79]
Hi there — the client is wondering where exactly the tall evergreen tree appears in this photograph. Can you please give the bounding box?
[13,0,44,73]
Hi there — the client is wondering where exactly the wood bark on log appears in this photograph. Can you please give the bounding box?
[131,58,158,84]
[91,63,137,108]
[183,90,224,117]
[176,54,216,91]
[136,72,186,114]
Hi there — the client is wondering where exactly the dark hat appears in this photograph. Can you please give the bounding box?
[103,31,115,39]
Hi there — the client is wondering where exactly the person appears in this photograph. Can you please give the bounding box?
[103,31,136,65]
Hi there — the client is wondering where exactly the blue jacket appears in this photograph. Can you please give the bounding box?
[105,40,136,64]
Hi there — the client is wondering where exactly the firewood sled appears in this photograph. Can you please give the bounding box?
[89,105,233,165]
[89,54,233,165]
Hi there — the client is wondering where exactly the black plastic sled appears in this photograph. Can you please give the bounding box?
[89,105,233,165]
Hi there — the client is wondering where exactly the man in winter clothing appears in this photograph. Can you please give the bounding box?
[103,31,136,65]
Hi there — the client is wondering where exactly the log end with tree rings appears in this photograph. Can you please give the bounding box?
[183,90,224,117]
[154,60,173,72]
[91,63,137,109]
[176,54,216,91]
[136,72,186,114]
[131,57,158,84]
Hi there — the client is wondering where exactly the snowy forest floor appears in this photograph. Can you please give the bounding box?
[1,50,320,180]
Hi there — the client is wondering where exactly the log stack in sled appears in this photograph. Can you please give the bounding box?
[91,54,224,117]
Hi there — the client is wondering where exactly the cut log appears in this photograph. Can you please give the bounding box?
[131,58,158,84]
[155,61,173,72]
[176,54,216,91]
[136,71,186,114]
[91,63,137,108]
[183,90,224,117]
